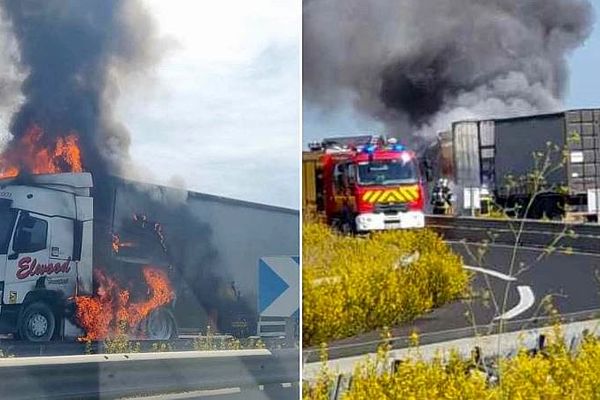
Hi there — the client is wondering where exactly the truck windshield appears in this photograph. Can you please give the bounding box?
[0,207,17,254]
[357,159,418,186]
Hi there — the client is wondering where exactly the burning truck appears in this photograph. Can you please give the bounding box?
[0,127,298,342]
[0,1,298,344]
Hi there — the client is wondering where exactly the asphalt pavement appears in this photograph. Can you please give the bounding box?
[0,349,299,400]
[304,242,600,361]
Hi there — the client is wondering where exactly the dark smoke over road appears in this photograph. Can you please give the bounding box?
[304,0,594,138]
[0,0,161,176]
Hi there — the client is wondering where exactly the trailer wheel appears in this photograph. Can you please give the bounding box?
[19,302,56,342]
[142,308,177,340]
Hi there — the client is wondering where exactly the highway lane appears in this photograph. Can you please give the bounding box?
[0,349,299,400]
[454,242,600,318]
[304,242,600,362]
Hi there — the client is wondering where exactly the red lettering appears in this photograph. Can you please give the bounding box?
[16,257,72,280]
[61,259,71,273]
[16,257,32,279]
[33,262,43,276]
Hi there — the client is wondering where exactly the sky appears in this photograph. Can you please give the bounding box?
[118,0,300,209]
[566,0,600,108]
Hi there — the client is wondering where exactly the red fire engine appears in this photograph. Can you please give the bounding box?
[303,135,425,232]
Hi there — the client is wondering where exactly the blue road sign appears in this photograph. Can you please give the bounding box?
[258,256,299,318]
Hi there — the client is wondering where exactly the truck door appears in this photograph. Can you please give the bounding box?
[333,162,349,212]
[3,212,52,307]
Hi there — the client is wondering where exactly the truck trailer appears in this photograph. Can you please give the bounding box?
[0,172,298,342]
[423,109,600,220]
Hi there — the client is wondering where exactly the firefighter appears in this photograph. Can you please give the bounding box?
[431,178,453,215]
[480,184,493,216]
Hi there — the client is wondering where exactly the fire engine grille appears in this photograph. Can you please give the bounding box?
[374,202,409,214]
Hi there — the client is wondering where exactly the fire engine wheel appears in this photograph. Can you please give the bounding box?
[19,302,56,342]
[142,308,177,340]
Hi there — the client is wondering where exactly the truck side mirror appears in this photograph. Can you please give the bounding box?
[73,221,83,261]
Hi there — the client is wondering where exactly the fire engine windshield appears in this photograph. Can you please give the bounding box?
[0,207,17,254]
[357,159,418,186]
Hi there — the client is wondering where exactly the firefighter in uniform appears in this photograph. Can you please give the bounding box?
[431,178,453,215]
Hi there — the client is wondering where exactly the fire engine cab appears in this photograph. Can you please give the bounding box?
[303,135,425,232]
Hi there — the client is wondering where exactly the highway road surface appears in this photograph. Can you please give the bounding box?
[304,241,600,362]
[0,349,299,400]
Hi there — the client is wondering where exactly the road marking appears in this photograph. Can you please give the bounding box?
[119,387,241,399]
[463,265,516,281]
[494,285,535,320]
[0,349,272,367]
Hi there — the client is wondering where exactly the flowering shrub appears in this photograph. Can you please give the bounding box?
[303,222,468,347]
[304,329,600,399]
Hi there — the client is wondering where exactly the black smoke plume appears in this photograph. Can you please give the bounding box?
[304,0,595,138]
[0,0,161,176]
[0,1,249,337]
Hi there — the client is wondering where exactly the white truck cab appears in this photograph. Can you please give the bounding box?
[0,173,94,341]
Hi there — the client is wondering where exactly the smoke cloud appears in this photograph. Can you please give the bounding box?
[0,0,162,176]
[304,0,594,140]
[0,1,258,338]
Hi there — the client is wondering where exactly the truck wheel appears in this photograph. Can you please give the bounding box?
[142,308,177,340]
[19,302,56,342]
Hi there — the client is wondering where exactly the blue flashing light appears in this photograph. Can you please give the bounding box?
[363,144,376,154]
[393,144,405,152]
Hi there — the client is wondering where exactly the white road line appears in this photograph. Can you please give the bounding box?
[119,387,241,399]
[462,265,516,281]
[494,285,535,320]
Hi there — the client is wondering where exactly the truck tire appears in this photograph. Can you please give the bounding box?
[18,302,56,342]
[142,308,177,340]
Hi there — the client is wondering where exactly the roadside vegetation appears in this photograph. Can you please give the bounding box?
[305,325,600,399]
[303,221,469,347]
[192,326,266,351]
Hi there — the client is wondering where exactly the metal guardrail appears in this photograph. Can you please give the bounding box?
[426,215,600,254]
[0,348,299,400]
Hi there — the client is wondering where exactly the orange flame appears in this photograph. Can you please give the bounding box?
[111,233,135,254]
[74,266,174,341]
[0,124,83,179]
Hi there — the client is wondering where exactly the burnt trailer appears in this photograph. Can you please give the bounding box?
[100,177,300,339]
[423,109,600,220]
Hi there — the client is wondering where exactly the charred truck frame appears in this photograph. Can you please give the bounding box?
[424,109,600,221]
